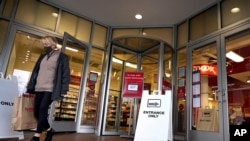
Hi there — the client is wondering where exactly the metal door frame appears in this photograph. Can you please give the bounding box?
[186,36,224,141]
[48,32,91,132]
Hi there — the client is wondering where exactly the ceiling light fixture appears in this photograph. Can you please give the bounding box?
[231,7,240,13]
[52,13,58,18]
[125,62,137,69]
[112,57,123,64]
[135,14,142,20]
[226,51,244,62]
[112,57,137,69]
[56,44,78,52]
[165,73,171,78]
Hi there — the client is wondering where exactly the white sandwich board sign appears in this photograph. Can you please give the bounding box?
[134,90,173,141]
[0,73,24,140]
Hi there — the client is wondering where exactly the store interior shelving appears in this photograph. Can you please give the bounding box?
[54,84,79,121]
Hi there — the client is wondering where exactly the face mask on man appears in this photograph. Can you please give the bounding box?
[44,46,53,54]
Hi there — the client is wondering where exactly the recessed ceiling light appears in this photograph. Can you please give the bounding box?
[52,13,58,18]
[231,7,240,13]
[135,14,142,20]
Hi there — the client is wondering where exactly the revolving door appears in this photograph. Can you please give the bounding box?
[96,36,173,136]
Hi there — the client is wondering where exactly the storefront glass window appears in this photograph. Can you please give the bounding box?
[190,5,218,41]
[92,24,107,48]
[15,0,58,31]
[112,28,140,39]
[221,0,250,28]
[75,18,92,43]
[142,28,173,46]
[225,29,250,127]
[5,32,42,92]
[81,48,104,126]
[2,0,14,18]
[58,11,78,37]
[177,22,188,48]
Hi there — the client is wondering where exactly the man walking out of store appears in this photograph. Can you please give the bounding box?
[27,35,70,141]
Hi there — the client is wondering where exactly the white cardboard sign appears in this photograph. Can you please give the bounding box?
[134,90,173,141]
[0,73,24,139]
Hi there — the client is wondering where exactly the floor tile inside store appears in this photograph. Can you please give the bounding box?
[0,131,134,141]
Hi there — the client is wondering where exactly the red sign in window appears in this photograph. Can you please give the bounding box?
[122,72,144,98]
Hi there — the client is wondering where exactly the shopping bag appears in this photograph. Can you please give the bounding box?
[196,108,218,132]
[11,94,37,130]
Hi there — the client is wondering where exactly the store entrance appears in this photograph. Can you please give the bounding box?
[99,36,173,136]
[5,30,91,132]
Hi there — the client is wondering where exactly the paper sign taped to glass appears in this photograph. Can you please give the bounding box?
[122,72,144,98]
[196,108,218,132]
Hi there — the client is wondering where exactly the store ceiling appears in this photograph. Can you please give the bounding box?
[43,0,218,27]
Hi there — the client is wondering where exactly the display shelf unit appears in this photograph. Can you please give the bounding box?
[54,84,79,121]
[120,102,130,127]
[82,94,98,125]
[106,95,118,129]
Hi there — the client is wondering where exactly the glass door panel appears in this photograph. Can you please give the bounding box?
[105,57,123,131]
[191,42,219,132]
[49,32,89,132]
[189,41,221,141]
[225,30,250,131]
[120,57,137,133]
[6,31,42,93]
[142,48,159,93]
[81,48,104,126]
[105,47,137,133]
[53,39,86,122]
